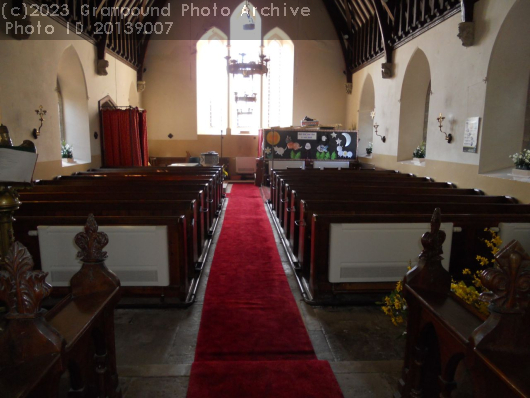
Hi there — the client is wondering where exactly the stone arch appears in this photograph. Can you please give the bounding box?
[57,45,91,163]
[480,0,530,173]
[358,74,375,155]
[397,48,431,161]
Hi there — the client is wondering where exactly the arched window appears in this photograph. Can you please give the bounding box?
[523,74,530,151]
[195,3,294,136]
[57,45,91,164]
[263,28,294,128]
[423,81,431,144]
[197,28,228,135]
[358,74,375,156]
[481,0,530,173]
[397,49,431,162]
[229,2,262,135]
[56,80,65,142]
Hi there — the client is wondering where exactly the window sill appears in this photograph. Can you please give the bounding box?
[400,159,426,167]
[62,159,90,167]
[358,153,372,159]
[481,167,530,183]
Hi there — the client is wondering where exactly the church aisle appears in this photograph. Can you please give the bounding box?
[186,184,343,397]
[114,184,404,398]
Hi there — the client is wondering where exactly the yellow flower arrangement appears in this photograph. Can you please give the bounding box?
[380,229,501,325]
[450,228,502,316]
[379,269,409,326]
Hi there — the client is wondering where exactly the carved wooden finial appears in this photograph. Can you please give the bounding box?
[406,208,451,295]
[75,214,108,263]
[419,208,446,261]
[0,241,52,319]
[479,240,530,314]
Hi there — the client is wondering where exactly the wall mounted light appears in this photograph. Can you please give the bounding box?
[370,109,386,143]
[437,113,453,143]
[32,105,47,139]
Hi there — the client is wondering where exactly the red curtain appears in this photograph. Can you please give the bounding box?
[138,110,149,166]
[101,108,148,167]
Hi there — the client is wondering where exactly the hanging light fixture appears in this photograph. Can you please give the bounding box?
[242,0,255,30]
[227,52,269,77]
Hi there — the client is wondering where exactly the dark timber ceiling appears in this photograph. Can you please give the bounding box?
[13,0,478,81]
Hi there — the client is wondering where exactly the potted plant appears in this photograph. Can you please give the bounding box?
[510,149,530,176]
[412,142,426,165]
[61,140,75,163]
[366,142,373,156]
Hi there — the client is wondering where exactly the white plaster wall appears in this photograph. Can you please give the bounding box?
[0,13,140,167]
[480,0,530,173]
[346,0,518,166]
[143,0,346,145]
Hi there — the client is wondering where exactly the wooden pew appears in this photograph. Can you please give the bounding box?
[306,212,530,303]
[285,191,517,257]
[55,173,222,216]
[397,210,530,397]
[298,200,530,279]
[33,179,218,233]
[19,189,207,256]
[275,179,459,229]
[13,215,193,301]
[272,173,455,221]
[83,167,225,211]
[16,198,198,273]
[0,215,121,397]
[270,169,428,213]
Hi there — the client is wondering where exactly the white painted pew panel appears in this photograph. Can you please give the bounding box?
[499,223,530,251]
[38,225,170,287]
[328,222,454,283]
[313,161,350,169]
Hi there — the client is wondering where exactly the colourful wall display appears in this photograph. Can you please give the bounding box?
[261,129,358,160]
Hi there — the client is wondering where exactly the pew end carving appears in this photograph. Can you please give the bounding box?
[398,210,530,398]
[405,208,452,296]
[0,214,122,397]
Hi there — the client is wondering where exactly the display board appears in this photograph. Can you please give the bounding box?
[261,128,357,161]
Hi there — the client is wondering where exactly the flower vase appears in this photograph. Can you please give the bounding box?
[66,157,75,164]
[512,168,530,177]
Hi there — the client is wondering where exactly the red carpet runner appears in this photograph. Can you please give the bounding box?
[187,184,343,397]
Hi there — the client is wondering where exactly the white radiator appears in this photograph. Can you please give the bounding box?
[37,225,170,287]
[328,222,454,283]
[236,157,257,174]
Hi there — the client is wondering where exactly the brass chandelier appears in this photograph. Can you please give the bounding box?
[227,53,269,78]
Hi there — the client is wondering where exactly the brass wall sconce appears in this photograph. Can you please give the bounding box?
[437,113,452,143]
[370,110,386,143]
[32,105,47,139]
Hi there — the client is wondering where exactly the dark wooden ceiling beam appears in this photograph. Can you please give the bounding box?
[371,0,393,78]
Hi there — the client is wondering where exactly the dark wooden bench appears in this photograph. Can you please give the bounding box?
[33,179,218,233]
[19,190,207,256]
[0,215,121,397]
[397,210,530,397]
[53,173,222,216]
[285,191,517,257]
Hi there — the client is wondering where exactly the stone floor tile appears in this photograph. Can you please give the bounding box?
[122,377,189,398]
